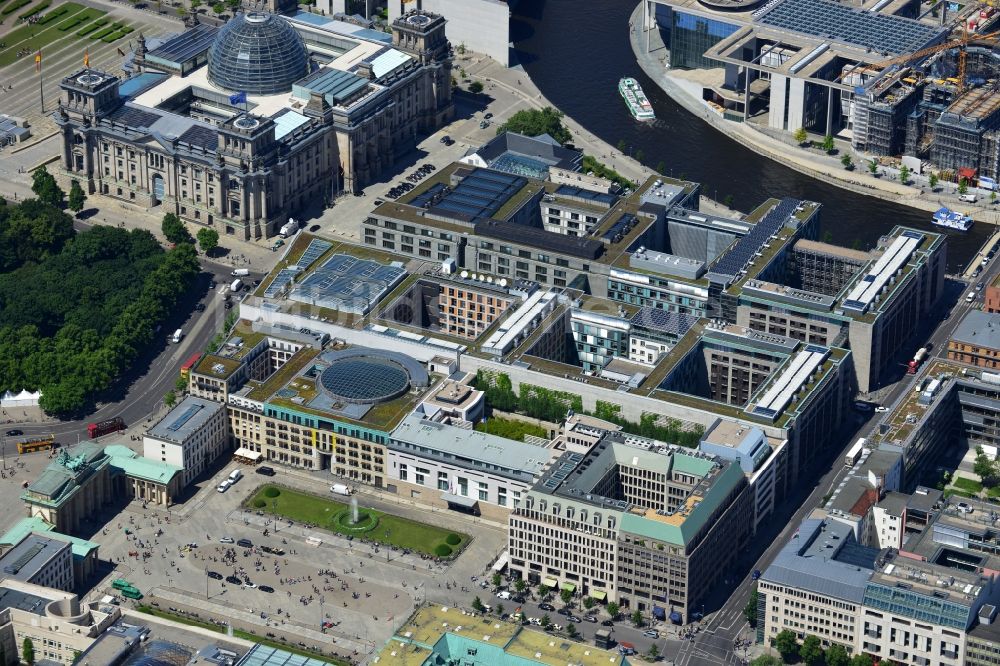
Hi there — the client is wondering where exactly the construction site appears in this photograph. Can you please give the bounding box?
[641,0,1000,180]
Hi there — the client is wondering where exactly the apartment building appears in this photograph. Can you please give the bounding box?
[509,431,751,622]
[143,397,228,487]
[438,280,517,340]
[948,310,1000,370]
[0,535,73,593]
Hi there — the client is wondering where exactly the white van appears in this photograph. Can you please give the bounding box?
[172,328,183,343]
[967,291,977,303]
[217,479,232,493]
[231,268,249,277]
[229,469,242,483]
[960,193,978,203]
[230,278,243,293]
[330,483,351,496]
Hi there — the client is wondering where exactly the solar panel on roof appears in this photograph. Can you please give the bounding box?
[711,198,799,278]
[166,404,202,432]
[178,125,217,151]
[109,106,161,129]
[755,0,942,55]
[298,239,333,268]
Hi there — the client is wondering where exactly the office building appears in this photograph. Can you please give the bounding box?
[461,131,584,181]
[0,535,73,592]
[948,310,1000,369]
[388,410,554,520]
[509,430,751,622]
[0,579,120,665]
[0,518,100,585]
[144,396,229,487]
[56,8,453,238]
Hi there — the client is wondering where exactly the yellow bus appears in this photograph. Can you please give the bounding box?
[15,435,55,455]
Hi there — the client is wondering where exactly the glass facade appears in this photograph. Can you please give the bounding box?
[208,12,309,95]
[668,10,739,70]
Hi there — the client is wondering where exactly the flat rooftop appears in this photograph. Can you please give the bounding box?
[390,413,553,481]
[754,0,944,56]
[0,534,68,583]
[146,396,224,445]
[951,309,1000,351]
[393,605,520,648]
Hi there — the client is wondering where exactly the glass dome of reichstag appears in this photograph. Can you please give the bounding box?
[207,12,308,96]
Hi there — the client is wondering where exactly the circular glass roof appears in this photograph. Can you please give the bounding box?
[319,357,411,404]
[207,12,308,96]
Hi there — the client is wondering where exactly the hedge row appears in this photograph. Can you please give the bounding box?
[57,14,88,30]
[100,29,127,42]
[75,21,99,35]
[89,24,118,39]
[2,0,34,16]
[18,0,49,18]
[37,3,68,22]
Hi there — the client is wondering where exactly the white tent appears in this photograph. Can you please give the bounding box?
[0,390,40,408]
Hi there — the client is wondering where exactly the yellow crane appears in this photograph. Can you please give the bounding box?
[839,26,1000,93]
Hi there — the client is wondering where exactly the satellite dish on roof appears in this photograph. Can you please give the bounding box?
[499,278,508,287]
[486,276,494,283]
[460,270,469,278]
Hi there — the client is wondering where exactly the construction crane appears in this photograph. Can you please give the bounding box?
[838,26,1000,93]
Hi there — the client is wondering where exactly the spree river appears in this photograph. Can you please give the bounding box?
[509,0,987,271]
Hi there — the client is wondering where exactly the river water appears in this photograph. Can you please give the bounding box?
[509,0,987,271]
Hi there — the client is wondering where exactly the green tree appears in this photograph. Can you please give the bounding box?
[176,5,187,15]
[566,623,578,638]
[992,191,997,204]
[849,655,872,666]
[960,177,969,195]
[617,139,626,152]
[491,573,502,588]
[161,213,190,244]
[899,164,910,184]
[825,644,850,666]
[793,127,808,145]
[582,596,595,610]
[196,227,219,254]
[868,159,879,175]
[164,391,176,407]
[723,194,734,209]
[841,153,853,170]
[631,609,644,627]
[537,584,550,600]
[647,644,660,660]
[191,0,201,8]
[606,601,620,619]
[494,107,572,145]
[800,635,823,666]
[469,81,484,94]
[635,149,645,162]
[68,179,86,213]
[31,166,64,208]
[974,446,997,485]
[513,579,527,595]
[21,637,34,665]
[457,43,466,54]
[744,586,759,626]
[750,657,783,666]
[929,172,939,190]
[656,160,666,175]
[471,596,484,612]
[540,614,551,628]
[821,134,835,153]
[175,374,187,392]
[212,2,224,13]
[496,603,504,617]
[773,630,798,662]
[560,587,573,606]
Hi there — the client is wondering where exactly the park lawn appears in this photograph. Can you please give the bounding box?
[248,485,469,557]
[954,476,984,494]
[0,2,94,67]
[56,7,102,31]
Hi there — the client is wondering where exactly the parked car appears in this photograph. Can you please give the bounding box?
[259,585,275,593]
[207,571,223,580]
[601,620,615,626]
[226,575,242,585]
[310,225,321,232]
[568,615,582,623]
[220,536,234,544]
[557,608,570,616]
[237,538,253,548]
[539,603,555,611]
[584,615,597,623]
[875,406,889,413]
[5,429,23,437]
[484,112,493,119]
[216,480,232,493]
[497,590,511,600]
[643,630,659,639]
[255,466,276,477]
